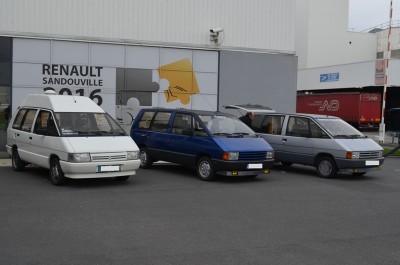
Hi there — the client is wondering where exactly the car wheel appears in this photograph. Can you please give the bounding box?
[139,147,153,169]
[196,157,216,181]
[115,175,130,181]
[49,158,66,186]
[316,156,337,178]
[12,148,26,171]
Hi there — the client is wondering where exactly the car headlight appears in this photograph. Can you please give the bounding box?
[266,151,274,159]
[222,152,239,160]
[68,153,91,162]
[346,152,360,159]
[127,151,139,160]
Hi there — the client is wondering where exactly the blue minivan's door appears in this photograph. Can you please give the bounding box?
[166,113,215,166]
[138,111,172,161]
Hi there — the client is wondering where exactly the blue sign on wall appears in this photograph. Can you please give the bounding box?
[320,72,339,82]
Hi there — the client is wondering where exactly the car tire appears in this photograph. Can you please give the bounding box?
[49,158,66,186]
[12,148,26,171]
[115,175,130,181]
[316,156,337,179]
[139,147,153,169]
[196,157,216,181]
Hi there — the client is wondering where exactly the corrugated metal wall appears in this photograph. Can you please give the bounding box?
[0,0,295,53]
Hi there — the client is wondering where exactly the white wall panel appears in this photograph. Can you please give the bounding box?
[0,0,295,53]
[13,39,51,63]
[52,41,89,64]
[90,44,125,67]
[298,59,400,91]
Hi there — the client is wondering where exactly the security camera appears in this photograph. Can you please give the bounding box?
[210,27,223,33]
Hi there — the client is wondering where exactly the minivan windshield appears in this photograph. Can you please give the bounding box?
[55,112,126,136]
[316,118,366,139]
[198,114,256,137]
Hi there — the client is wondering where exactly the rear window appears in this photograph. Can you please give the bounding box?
[12,108,37,132]
[253,115,285,135]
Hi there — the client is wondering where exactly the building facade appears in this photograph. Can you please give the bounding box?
[0,0,298,151]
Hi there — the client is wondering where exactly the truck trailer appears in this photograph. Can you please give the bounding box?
[296,92,382,129]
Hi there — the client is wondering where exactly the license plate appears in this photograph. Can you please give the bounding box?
[97,165,121,172]
[366,160,379,166]
[247,163,262,169]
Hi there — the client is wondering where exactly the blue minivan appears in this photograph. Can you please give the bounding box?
[130,108,274,180]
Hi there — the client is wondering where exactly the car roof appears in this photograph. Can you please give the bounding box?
[19,93,104,113]
[139,107,235,117]
[224,104,276,113]
[224,105,339,119]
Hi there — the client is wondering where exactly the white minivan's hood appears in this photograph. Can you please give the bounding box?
[67,136,138,153]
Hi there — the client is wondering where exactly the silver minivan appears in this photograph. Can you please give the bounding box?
[225,105,385,178]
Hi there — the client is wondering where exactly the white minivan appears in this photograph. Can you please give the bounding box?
[6,92,140,185]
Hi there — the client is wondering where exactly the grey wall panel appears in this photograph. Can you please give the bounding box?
[52,41,89,65]
[13,38,51,63]
[125,46,160,69]
[90,43,125,67]
[193,51,219,73]
[219,51,298,113]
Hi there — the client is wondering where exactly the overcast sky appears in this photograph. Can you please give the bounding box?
[349,0,399,31]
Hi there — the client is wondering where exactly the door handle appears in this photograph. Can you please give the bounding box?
[29,137,32,140]
[282,138,287,143]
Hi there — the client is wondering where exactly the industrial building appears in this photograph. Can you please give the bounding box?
[1,0,399,150]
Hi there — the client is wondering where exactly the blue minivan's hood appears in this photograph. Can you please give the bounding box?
[213,137,273,152]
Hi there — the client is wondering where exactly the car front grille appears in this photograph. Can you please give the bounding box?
[359,151,381,159]
[91,152,127,162]
[239,151,266,161]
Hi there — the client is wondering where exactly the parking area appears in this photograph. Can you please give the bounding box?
[1,157,400,265]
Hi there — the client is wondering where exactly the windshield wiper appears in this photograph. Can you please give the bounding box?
[232,132,250,136]
[349,134,366,139]
[213,132,233,136]
[333,134,350,139]
[231,132,252,138]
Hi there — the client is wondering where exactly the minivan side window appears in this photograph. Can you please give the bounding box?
[309,121,329,139]
[193,117,208,137]
[138,111,155,130]
[34,110,59,136]
[252,115,264,132]
[286,117,310,137]
[172,113,191,135]
[12,109,28,130]
[15,109,37,132]
[260,115,285,135]
[151,112,171,132]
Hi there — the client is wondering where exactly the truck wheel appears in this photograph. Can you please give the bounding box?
[49,158,66,186]
[139,147,153,169]
[12,148,26,171]
[196,157,216,181]
[316,156,337,178]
